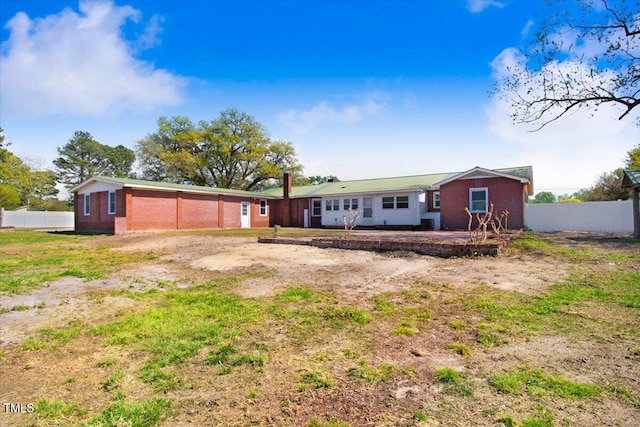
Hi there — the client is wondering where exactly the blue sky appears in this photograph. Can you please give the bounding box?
[1,0,638,196]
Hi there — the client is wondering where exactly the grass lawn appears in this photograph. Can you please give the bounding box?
[0,229,638,426]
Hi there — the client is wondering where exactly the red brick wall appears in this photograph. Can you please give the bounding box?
[269,198,318,228]
[129,190,178,230]
[77,188,269,233]
[222,197,241,228]
[251,199,270,228]
[74,191,116,233]
[181,193,219,229]
[440,177,526,230]
[426,190,440,212]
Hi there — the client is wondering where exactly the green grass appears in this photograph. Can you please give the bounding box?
[92,279,262,391]
[490,365,602,399]
[299,369,335,390]
[102,368,126,391]
[347,359,395,383]
[32,398,85,419]
[0,232,156,295]
[85,397,171,427]
[435,367,474,397]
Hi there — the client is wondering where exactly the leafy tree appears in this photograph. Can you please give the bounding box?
[496,0,639,129]
[0,128,59,209]
[626,143,640,168]
[532,191,557,203]
[136,108,304,191]
[574,169,631,201]
[573,144,639,201]
[54,131,135,187]
[307,175,338,185]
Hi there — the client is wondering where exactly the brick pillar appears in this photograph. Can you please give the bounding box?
[176,191,183,229]
[125,188,133,231]
[218,195,224,228]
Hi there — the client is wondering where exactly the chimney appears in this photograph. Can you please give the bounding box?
[282,172,292,226]
[283,172,292,200]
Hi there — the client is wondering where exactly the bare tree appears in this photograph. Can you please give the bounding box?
[342,209,361,237]
[495,0,639,130]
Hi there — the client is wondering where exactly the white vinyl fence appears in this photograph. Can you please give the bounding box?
[525,200,634,233]
[0,208,74,229]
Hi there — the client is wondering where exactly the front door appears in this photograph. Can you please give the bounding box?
[241,202,251,228]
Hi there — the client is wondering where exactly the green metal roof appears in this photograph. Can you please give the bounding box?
[622,169,640,188]
[72,176,274,198]
[262,166,533,198]
[261,172,459,198]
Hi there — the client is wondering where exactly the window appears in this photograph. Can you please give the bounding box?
[382,196,409,209]
[363,198,373,218]
[433,192,440,209]
[344,199,350,210]
[242,203,248,216]
[325,199,340,211]
[396,196,409,209]
[312,199,322,216]
[83,194,90,216]
[108,191,116,215]
[351,198,358,210]
[259,200,267,216]
[469,187,488,213]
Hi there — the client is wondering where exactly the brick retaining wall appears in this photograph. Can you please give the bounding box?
[258,236,509,258]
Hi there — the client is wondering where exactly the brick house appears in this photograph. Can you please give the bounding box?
[71,177,273,234]
[72,166,532,234]
[266,166,532,231]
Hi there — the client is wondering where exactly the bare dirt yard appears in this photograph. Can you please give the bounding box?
[1,230,638,427]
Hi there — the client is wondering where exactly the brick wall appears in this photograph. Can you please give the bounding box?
[440,177,526,230]
[129,190,178,230]
[74,190,116,233]
[181,193,219,229]
[251,199,270,228]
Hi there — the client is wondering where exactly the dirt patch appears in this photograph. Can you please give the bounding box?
[1,231,638,427]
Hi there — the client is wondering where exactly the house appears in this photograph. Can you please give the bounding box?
[72,165,532,234]
[71,177,274,234]
[266,166,533,231]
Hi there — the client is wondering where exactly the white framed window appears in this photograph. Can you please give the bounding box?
[433,192,440,209]
[108,191,116,215]
[344,199,351,210]
[469,187,488,213]
[84,194,90,216]
[396,196,409,209]
[312,199,322,217]
[351,198,358,210]
[259,200,267,216]
[382,196,409,209]
[325,199,340,211]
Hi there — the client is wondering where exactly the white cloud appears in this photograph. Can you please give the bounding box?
[278,98,385,133]
[0,0,185,119]
[488,48,639,195]
[466,0,505,13]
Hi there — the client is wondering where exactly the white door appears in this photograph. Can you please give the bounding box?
[362,197,373,226]
[303,209,309,228]
[241,202,251,228]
